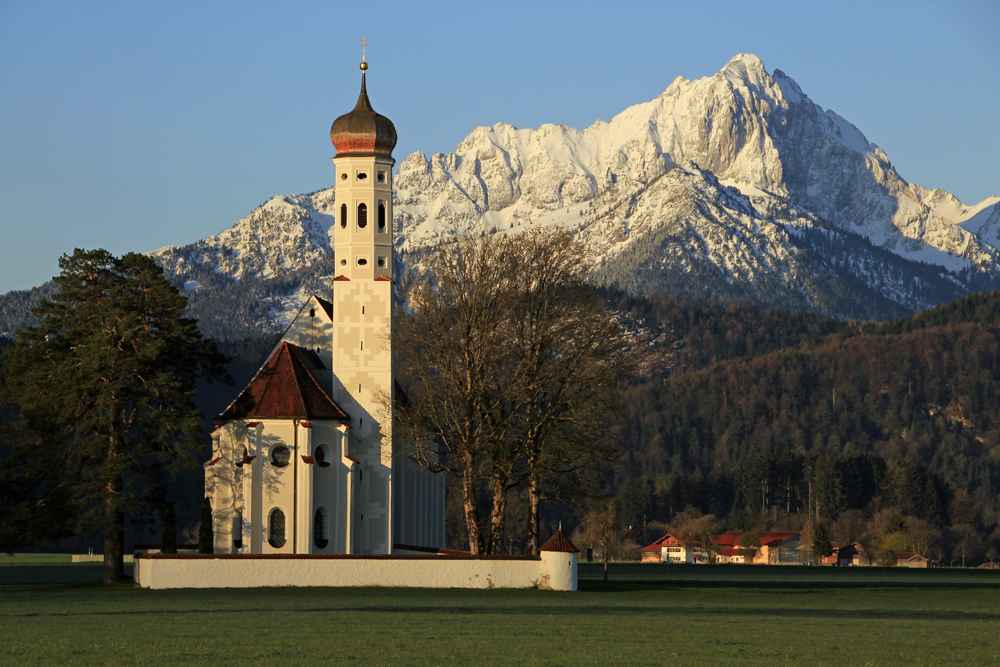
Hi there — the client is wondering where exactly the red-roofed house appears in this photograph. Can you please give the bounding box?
[712,531,801,565]
[641,531,801,564]
[639,533,712,564]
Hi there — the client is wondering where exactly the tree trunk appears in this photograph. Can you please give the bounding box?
[461,468,483,555]
[487,475,507,555]
[527,469,541,556]
[103,476,125,585]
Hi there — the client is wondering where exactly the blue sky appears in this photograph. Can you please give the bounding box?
[1,0,997,295]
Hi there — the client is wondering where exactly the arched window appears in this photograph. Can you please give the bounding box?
[357,203,367,229]
[237,446,248,467]
[314,507,329,549]
[270,445,290,468]
[378,201,386,232]
[268,508,286,548]
[340,203,347,228]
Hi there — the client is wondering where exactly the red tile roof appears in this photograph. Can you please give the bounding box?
[219,341,350,422]
[539,528,579,553]
[712,531,799,547]
[640,533,683,552]
[641,531,798,553]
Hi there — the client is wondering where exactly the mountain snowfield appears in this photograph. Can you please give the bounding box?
[2,54,996,341]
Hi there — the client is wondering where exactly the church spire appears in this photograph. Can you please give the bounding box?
[330,39,396,159]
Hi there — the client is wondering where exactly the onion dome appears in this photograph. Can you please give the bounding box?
[330,64,397,158]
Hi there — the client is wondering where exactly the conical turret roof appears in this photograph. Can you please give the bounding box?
[539,527,580,553]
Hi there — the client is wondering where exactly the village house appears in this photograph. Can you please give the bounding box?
[641,531,801,564]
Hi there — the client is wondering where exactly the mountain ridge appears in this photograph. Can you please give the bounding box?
[1,53,997,340]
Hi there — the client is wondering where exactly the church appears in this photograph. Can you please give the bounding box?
[203,56,445,555]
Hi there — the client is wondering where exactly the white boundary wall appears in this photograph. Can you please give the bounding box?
[135,552,577,591]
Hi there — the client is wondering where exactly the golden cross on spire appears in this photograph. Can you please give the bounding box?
[361,36,368,62]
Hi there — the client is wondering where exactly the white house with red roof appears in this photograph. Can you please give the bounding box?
[641,531,802,564]
[639,533,710,564]
[204,58,444,556]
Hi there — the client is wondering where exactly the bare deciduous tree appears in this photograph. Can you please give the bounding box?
[583,498,619,589]
[389,231,518,554]
[504,230,632,554]
[389,229,631,554]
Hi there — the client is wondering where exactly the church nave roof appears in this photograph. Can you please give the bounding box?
[217,341,349,423]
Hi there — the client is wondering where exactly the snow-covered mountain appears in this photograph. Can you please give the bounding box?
[2,54,997,341]
[392,54,998,272]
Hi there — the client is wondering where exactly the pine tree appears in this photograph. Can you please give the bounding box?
[0,249,229,583]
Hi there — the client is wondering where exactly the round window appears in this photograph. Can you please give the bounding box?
[270,445,290,467]
[340,173,348,181]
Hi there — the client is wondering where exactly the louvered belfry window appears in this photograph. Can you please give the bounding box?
[357,203,367,229]
[378,201,386,231]
[268,508,286,548]
[340,204,347,228]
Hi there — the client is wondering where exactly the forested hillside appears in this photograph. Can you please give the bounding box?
[605,289,849,378]
[615,290,1000,564]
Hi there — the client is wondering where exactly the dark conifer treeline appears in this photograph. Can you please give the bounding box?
[614,290,1000,564]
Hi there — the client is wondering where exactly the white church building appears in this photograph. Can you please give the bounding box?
[204,58,445,555]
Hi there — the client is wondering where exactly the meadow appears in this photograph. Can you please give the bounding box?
[1,556,998,666]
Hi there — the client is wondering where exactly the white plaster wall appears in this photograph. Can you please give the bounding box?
[135,555,577,591]
[393,455,446,549]
[258,420,296,554]
[211,424,255,553]
[539,551,578,591]
[310,423,342,553]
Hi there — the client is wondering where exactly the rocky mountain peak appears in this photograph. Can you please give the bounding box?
[4,53,986,342]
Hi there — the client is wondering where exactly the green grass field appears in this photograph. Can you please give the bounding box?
[1,559,998,666]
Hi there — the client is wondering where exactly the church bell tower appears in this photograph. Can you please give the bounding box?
[327,44,397,553]
[330,45,396,281]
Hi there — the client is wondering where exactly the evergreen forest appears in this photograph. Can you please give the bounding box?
[609,290,1000,565]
